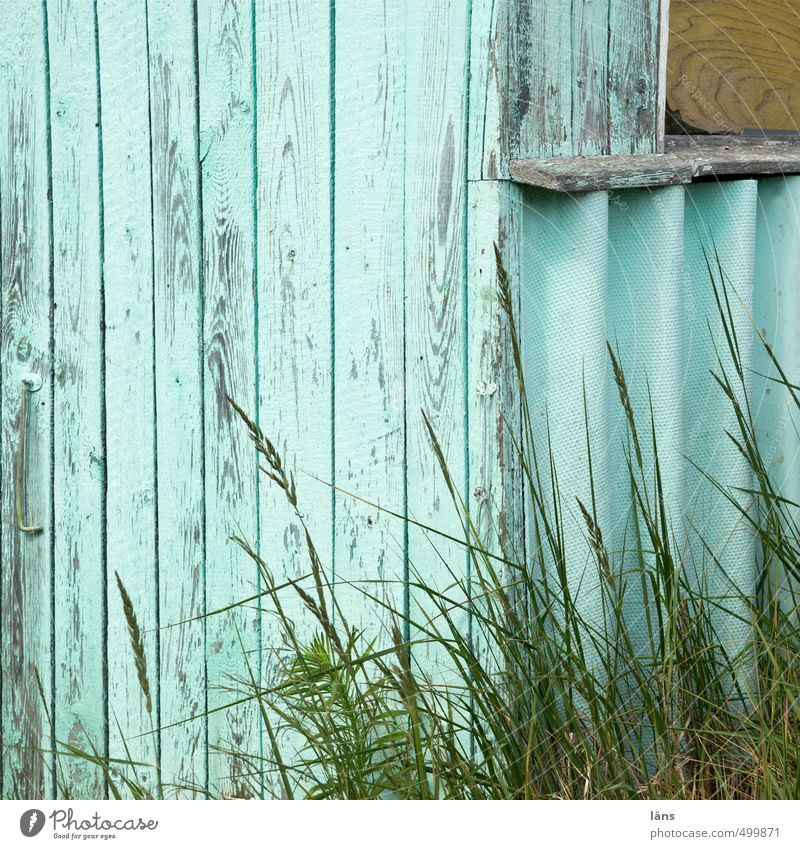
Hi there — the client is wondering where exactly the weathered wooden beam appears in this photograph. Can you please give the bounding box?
[509,154,691,192]
[510,136,800,192]
[666,135,800,178]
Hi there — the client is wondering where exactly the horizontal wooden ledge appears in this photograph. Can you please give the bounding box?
[509,136,800,193]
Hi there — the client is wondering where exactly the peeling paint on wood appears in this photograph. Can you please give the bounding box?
[96,0,159,798]
[472,0,664,176]
[573,0,610,155]
[609,0,661,154]
[48,0,105,800]
[254,0,332,799]
[0,0,54,801]
[509,138,800,193]
[406,0,470,677]
[333,1,407,640]
[0,0,675,799]
[197,0,260,799]
[148,0,206,797]
[467,0,505,180]
[466,180,525,656]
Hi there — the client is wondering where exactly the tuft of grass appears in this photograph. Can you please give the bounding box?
[115,571,152,716]
[47,243,800,800]
[215,242,799,799]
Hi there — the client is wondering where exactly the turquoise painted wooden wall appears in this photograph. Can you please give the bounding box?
[0,0,669,799]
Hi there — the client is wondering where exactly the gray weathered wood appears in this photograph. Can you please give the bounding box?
[656,0,671,152]
[509,154,691,192]
[608,0,662,154]
[510,137,800,192]
[48,0,105,799]
[0,0,54,800]
[666,135,800,177]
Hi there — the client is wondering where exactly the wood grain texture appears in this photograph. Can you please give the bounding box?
[665,135,800,177]
[657,0,671,150]
[470,0,569,175]
[147,0,206,797]
[333,0,407,637]
[96,0,159,796]
[467,0,506,179]
[572,0,610,154]
[254,0,332,798]
[0,0,54,800]
[466,180,524,659]
[470,0,599,172]
[509,154,691,192]
[510,136,800,192]
[608,0,661,153]
[515,1,572,159]
[197,0,260,798]
[668,0,800,134]
[0,0,692,797]
[405,0,470,673]
[47,0,105,799]
[471,0,664,172]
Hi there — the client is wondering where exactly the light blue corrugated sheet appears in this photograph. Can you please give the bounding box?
[519,177,800,655]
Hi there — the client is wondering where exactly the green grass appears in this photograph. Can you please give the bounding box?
[47,246,800,799]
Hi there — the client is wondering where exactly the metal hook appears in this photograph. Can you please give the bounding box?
[16,375,42,534]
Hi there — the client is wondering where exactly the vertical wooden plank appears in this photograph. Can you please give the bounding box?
[608,0,662,153]
[405,0,470,671]
[334,1,407,635]
[480,0,663,165]
[254,0,332,798]
[466,180,524,656]
[147,0,206,797]
[0,0,54,800]
[515,1,572,159]
[466,3,527,584]
[572,0,610,154]
[470,0,576,176]
[96,0,159,795]
[656,0,671,151]
[47,0,105,799]
[197,0,259,798]
[467,0,506,180]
